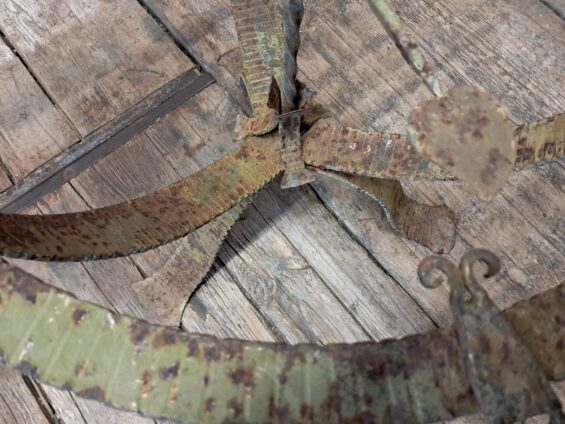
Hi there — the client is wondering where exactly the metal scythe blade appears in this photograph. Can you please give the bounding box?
[0,111,560,262]
[0,136,284,261]
[0,260,562,423]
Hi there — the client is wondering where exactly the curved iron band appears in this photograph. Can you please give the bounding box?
[0,261,562,424]
[303,113,565,180]
[0,135,284,261]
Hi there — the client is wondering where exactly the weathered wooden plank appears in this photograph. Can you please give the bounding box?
[0,0,193,136]
[540,0,565,19]
[0,38,77,184]
[0,70,214,213]
[0,369,50,424]
[183,262,278,341]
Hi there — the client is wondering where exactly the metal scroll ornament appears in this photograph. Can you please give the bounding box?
[0,0,563,423]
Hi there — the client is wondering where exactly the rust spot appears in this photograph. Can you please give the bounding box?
[72,309,87,326]
[77,386,106,402]
[159,361,180,380]
[229,367,255,388]
[300,403,314,420]
[205,397,216,412]
[516,147,534,164]
[542,142,556,157]
[153,330,177,348]
[75,363,85,377]
[228,397,244,418]
[129,322,151,346]
[7,268,49,304]
[141,370,153,396]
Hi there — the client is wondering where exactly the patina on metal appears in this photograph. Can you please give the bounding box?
[0,135,284,261]
[302,115,564,180]
[419,250,565,423]
[408,85,516,201]
[231,0,283,137]
[0,254,563,424]
[514,112,565,169]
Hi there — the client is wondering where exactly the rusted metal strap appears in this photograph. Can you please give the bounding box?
[302,114,565,180]
[0,256,562,423]
[131,202,250,327]
[278,0,314,188]
[231,0,283,136]
[419,250,564,422]
[515,112,565,168]
[0,135,284,261]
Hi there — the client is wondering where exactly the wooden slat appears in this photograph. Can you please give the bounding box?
[540,0,565,18]
[0,369,49,424]
[0,0,194,135]
[0,38,76,184]
[0,70,214,213]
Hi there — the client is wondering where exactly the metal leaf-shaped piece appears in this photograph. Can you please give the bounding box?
[408,85,516,201]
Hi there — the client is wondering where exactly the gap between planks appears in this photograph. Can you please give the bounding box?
[0,69,215,212]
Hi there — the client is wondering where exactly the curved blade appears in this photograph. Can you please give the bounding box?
[303,114,564,180]
[0,136,283,261]
[315,170,456,253]
[0,261,562,423]
[131,201,250,326]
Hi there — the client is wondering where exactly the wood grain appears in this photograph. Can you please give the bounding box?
[0,0,193,135]
[0,369,50,424]
[0,38,76,184]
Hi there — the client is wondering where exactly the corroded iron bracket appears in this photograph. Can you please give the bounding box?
[419,250,565,423]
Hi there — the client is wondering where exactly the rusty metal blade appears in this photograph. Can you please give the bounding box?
[314,170,456,253]
[0,261,563,423]
[232,0,283,135]
[278,0,314,188]
[303,119,447,180]
[407,85,516,201]
[303,114,563,180]
[131,202,249,327]
[515,112,565,169]
[0,136,283,261]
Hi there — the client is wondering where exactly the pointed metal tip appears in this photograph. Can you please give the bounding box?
[280,169,315,189]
